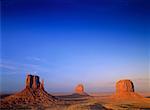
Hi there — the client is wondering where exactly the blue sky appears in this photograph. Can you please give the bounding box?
[1,0,150,93]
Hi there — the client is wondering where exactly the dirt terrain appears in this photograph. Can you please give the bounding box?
[1,91,150,110]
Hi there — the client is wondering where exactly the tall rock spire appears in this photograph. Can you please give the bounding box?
[26,74,33,88]
[32,75,40,89]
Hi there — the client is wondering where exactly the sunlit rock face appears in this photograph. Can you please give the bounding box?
[116,79,134,93]
[32,75,40,89]
[26,74,44,90]
[26,74,33,88]
[40,79,44,90]
[75,84,84,94]
[72,84,89,97]
[112,79,143,100]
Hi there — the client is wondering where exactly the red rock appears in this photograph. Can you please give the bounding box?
[112,79,143,100]
[116,79,134,93]
[40,79,44,90]
[32,75,40,89]
[1,74,57,109]
[75,84,84,94]
[25,74,42,90]
[26,74,33,88]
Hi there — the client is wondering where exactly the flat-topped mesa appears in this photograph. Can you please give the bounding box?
[116,79,134,93]
[112,79,144,100]
[25,74,44,90]
[75,84,84,94]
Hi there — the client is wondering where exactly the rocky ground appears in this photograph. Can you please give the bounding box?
[1,91,150,110]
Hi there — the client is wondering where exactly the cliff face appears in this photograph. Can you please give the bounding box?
[26,74,33,88]
[116,79,134,93]
[26,74,44,90]
[112,79,143,100]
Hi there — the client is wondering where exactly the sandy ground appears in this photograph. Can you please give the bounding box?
[1,92,150,110]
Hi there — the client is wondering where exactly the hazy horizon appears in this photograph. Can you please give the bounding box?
[1,0,150,93]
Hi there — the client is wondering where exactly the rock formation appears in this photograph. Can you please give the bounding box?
[112,79,143,100]
[75,84,84,94]
[40,79,44,90]
[72,84,89,96]
[26,74,43,90]
[26,74,33,88]
[1,74,58,109]
[116,79,134,93]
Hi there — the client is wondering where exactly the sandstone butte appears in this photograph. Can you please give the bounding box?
[75,84,84,94]
[26,74,44,90]
[1,75,150,109]
[111,79,145,100]
[74,84,89,96]
[0,74,58,109]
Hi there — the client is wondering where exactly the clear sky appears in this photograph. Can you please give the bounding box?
[1,0,150,93]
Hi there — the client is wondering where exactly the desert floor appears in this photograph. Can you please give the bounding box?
[1,92,150,110]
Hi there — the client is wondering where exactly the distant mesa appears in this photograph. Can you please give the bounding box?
[1,74,58,109]
[75,84,84,94]
[112,79,143,100]
[116,79,134,93]
[73,84,89,96]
